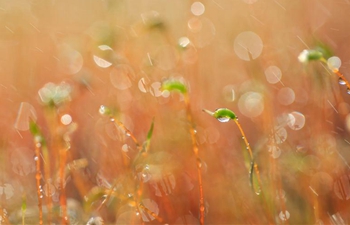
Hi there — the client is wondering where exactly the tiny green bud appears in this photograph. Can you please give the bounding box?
[161,80,187,94]
[203,108,237,123]
[298,49,323,63]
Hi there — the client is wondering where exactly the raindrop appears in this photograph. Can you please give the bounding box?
[191,2,205,16]
[279,210,290,221]
[274,127,287,144]
[57,47,83,75]
[270,145,282,159]
[339,78,346,85]
[121,144,129,152]
[347,88,350,95]
[327,56,341,71]
[14,102,37,131]
[217,117,230,123]
[310,172,333,195]
[93,45,113,68]
[265,66,282,84]
[61,114,72,125]
[277,87,295,106]
[110,64,135,90]
[234,31,263,61]
[238,92,264,118]
[138,77,151,93]
[150,82,162,97]
[287,112,305,130]
[178,37,191,48]
[222,85,236,102]
[334,173,350,200]
[99,105,106,115]
[34,156,39,161]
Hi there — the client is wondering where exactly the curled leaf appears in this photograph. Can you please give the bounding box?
[161,80,187,94]
[203,108,237,123]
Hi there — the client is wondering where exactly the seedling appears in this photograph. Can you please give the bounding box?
[161,79,205,225]
[203,108,262,194]
[298,48,350,94]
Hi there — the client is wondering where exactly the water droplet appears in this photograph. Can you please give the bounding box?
[222,85,236,102]
[339,78,346,85]
[191,2,205,16]
[34,156,39,161]
[200,205,205,212]
[279,210,290,221]
[234,31,263,61]
[138,77,151,93]
[178,37,191,48]
[347,88,350,95]
[274,127,287,144]
[197,158,202,168]
[35,142,42,148]
[217,116,230,123]
[99,105,106,115]
[110,118,115,122]
[121,144,129,152]
[265,66,282,84]
[327,56,342,71]
[150,82,162,97]
[61,114,72,125]
[287,112,306,130]
[125,131,131,137]
[93,45,113,68]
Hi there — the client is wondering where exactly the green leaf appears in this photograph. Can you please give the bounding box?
[161,80,187,94]
[203,108,237,123]
[146,118,155,143]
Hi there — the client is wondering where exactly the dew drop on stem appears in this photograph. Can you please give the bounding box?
[339,78,346,85]
[347,88,350,95]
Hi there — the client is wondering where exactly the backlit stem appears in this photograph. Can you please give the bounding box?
[184,93,205,225]
[234,119,263,192]
[34,141,43,225]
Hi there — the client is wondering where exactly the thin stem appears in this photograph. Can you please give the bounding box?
[233,119,263,192]
[34,142,43,225]
[112,118,141,151]
[59,146,68,225]
[334,69,350,90]
[41,144,52,224]
[184,93,205,225]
